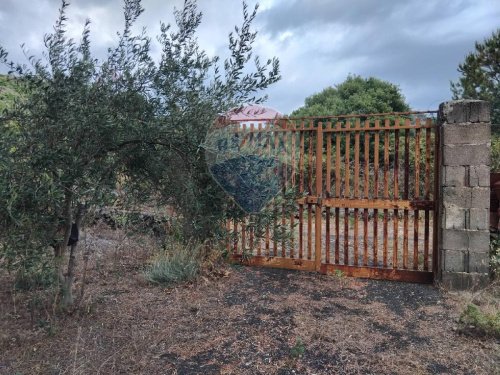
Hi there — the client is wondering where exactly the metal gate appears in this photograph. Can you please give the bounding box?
[227,111,439,283]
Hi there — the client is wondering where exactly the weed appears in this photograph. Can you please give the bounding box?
[458,303,500,338]
[290,337,306,358]
[334,269,345,278]
[240,248,254,262]
[14,269,57,291]
[144,240,202,286]
[37,319,58,336]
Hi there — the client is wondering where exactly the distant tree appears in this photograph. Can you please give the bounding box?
[290,75,411,170]
[451,29,500,125]
[291,75,410,118]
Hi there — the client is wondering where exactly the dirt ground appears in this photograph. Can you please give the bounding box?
[0,230,498,375]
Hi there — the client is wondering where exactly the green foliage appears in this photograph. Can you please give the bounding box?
[451,29,500,125]
[13,256,57,291]
[291,75,410,118]
[459,303,500,338]
[0,75,22,113]
[0,0,151,306]
[289,75,413,165]
[144,241,202,286]
[123,0,280,241]
[290,337,306,358]
[491,134,500,172]
[333,269,345,278]
[289,76,430,199]
[490,235,500,279]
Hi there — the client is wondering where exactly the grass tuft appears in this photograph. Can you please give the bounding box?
[144,241,201,286]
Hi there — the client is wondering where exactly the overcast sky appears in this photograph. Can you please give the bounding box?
[0,0,498,114]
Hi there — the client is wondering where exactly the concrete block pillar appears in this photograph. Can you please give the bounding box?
[438,100,491,289]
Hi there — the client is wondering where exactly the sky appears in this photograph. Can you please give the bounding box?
[0,0,498,115]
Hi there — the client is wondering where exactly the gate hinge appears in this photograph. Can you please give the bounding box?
[316,196,322,206]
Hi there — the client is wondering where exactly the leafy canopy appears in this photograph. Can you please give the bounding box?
[451,29,500,125]
[291,75,410,117]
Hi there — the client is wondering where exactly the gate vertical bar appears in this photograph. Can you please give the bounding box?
[315,123,323,271]
[393,119,400,268]
[413,119,421,270]
[325,121,332,264]
[335,121,341,264]
[373,119,380,266]
[363,122,370,266]
[403,119,410,269]
[344,121,351,264]
[307,121,314,260]
[383,119,390,267]
[424,120,431,270]
[273,126,279,257]
[281,119,287,257]
[299,121,305,259]
[354,119,360,266]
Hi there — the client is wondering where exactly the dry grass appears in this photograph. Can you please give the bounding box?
[0,226,499,375]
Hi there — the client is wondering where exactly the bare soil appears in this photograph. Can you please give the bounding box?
[0,229,498,375]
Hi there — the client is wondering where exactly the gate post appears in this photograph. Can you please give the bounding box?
[437,100,491,289]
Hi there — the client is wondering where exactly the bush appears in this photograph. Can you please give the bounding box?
[490,235,500,279]
[491,134,500,172]
[459,303,500,338]
[144,241,202,286]
[14,266,57,291]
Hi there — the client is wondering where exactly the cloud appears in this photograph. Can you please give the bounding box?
[256,0,500,112]
[0,0,498,114]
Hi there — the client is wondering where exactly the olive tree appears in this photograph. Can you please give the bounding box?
[0,0,279,307]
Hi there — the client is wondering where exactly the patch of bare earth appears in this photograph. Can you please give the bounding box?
[0,228,498,374]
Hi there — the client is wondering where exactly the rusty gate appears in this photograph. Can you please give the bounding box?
[226,111,439,283]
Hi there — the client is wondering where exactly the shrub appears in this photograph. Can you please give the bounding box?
[14,265,57,291]
[144,241,202,286]
[491,134,500,172]
[458,303,500,338]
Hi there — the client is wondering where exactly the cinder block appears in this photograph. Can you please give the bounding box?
[468,252,490,274]
[467,208,489,230]
[442,123,491,145]
[444,204,466,229]
[442,187,472,207]
[443,144,490,166]
[442,229,469,250]
[439,100,491,124]
[440,271,490,290]
[444,166,466,187]
[443,249,466,272]
[470,187,490,209]
[468,230,490,252]
[469,165,490,187]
